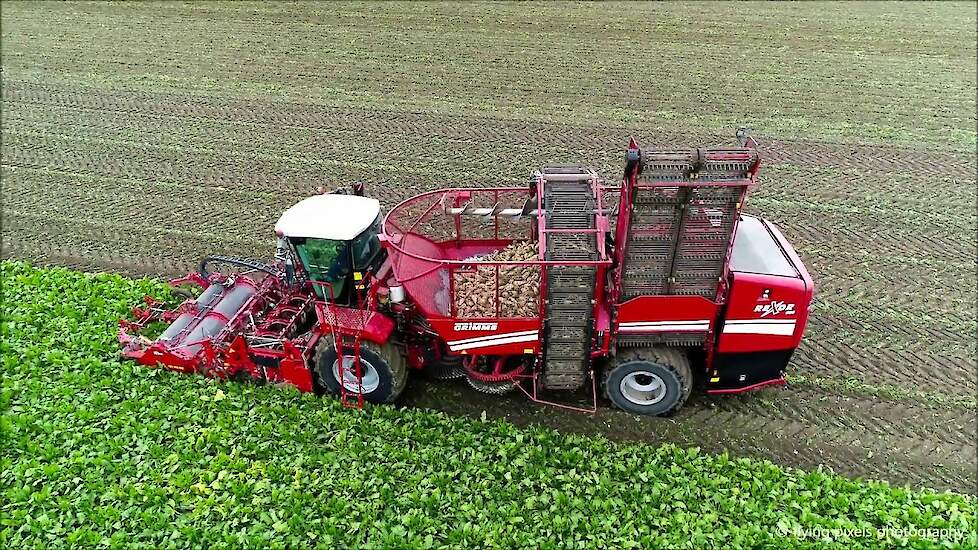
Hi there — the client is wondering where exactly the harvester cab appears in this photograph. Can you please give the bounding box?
[119,129,814,416]
[273,193,385,304]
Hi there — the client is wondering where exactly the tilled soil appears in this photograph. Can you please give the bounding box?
[2,82,974,492]
[2,2,975,493]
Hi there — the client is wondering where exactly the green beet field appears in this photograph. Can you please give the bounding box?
[1,261,974,547]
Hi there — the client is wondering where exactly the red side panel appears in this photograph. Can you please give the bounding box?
[718,272,812,353]
[614,295,720,334]
[719,216,814,354]
[427,318,542,355]
[275,355,315,392]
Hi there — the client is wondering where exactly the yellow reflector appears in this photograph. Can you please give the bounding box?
[353,272,363,281]
[710,377,720,383]
[523,348,533,354]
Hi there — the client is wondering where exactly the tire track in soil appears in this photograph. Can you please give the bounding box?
[797,320,976,398]
[3,80,976,492]
[799,251,974,309]
[756,166,976,219]
[793,347,975,402]
[772,213,973,267]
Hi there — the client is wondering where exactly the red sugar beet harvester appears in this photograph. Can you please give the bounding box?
[120,129,813,415]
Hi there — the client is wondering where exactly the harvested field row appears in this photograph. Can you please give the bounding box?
[5,97,978,212]
[4,130,974,273]
[6,63,966,143]
[0,104,525,177]
[804,314,975,371]
[4,145,975,275]
[6,101,978,225]
[749,195,974,236]
[5,56,970,146]
[801,247,972,303]
[1,211,270,273]
[4,81,976,178]
[3,5,973,152]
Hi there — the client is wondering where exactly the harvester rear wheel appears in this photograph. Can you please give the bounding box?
[603,347,691,416]
[313,340,408,404]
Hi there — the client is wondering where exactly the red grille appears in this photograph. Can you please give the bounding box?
[321,304,371,331]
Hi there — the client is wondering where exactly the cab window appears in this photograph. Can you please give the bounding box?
[293,237,349,299]
[351,215,382,269]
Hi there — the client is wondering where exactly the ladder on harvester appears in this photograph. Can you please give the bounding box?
[318,287,371,409]
[540,166,599,390]
[335,334,365,409]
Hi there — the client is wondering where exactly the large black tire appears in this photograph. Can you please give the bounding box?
[313,339,408,404]
[603,347,692,416]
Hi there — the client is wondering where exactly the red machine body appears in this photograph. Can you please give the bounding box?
[119,131,814,415]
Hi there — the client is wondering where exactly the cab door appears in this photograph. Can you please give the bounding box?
[293,237,349,300]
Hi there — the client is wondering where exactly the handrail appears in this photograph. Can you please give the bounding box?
[382,187,613,270]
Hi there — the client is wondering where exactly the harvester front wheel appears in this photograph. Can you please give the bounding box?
[313,340,408,404]
[604,347,691,416]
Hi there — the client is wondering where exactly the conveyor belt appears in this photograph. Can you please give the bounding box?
[541,168,598,390]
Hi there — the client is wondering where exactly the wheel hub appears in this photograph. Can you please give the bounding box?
[619,371,667,405]
[333,356,379,393]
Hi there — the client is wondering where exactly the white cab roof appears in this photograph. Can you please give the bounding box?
[275,194,381,241]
